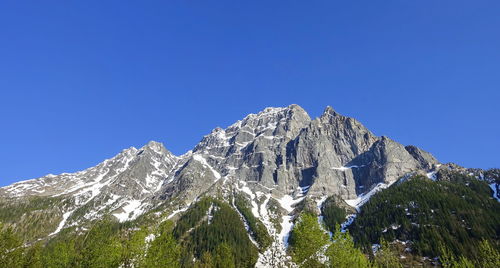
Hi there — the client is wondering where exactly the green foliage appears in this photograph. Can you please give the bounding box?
[0,197,64,241]
[195,251,214,268]
[23,243,43,268]
[266,198,284,233]
[321,196,348,233]
[143,220,180,268]
[175,197,258,268]
[476,239,500,268]
[439,243,474,268]
[234,195,272,251]
[2,175,496,268]
[288,212,329,266]
[350,176,500,260]
[42,237,78,268]
[455,257,475,268]
[0,223,24,268]
[121,227,148,267]
[41,219,148,268]
[373,238,402,268]
[327,225,371,268]
[438,244,454,268]
[1,197,259,268]
[213,243,235,268]
[35,219,176,268]
[79,220,123,268]
[440,239,500,268]
[173,197,213,239]
[0,197,62,220]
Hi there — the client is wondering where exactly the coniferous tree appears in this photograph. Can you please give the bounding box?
[234,195,272,250]
[289,212,329,266]
[0,223,24,268]
[350,176,500,260]
[23,243,43,268]
[439,243,474,268]
[144,220,180,268]
[439,243,455,268]
[373,238,402,268]
[455,256,475,268]
[80,220,123,268]
[327,225,371,268]
[175,198,258,267]
[476,240,500,268]
[42,238,77,268]
[214,243,235,268]
[121,227,148,268]
[196,251,214,268]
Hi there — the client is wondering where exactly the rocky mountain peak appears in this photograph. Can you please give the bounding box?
[142,140,165,151]
[239,105,310,129]
[139,141,175,159]
[0,104,445,244]
[0,102,496,268]
[321,105,338,117]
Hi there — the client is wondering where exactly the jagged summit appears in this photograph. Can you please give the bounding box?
[0,104,443,242]
[1,104,438,201]
[142,140,165,150]
[321,105,338,117]
[1,105,498,268]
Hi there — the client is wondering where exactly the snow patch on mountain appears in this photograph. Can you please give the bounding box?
[256,192,296,267]
[426,171,437,181]
[490,183,500,202]
[279,215,294,248]
[167,205,190,220]
[274,193,305,248]
[277,195,304,213]
[113,200,144,222]
[48,209,76,236]
[341,214,357,233]
[316,196,328,211]
[331,165,365,171]
[192,154,221,181]
[345,181,396,211]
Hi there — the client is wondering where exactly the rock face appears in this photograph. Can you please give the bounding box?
[405,145,439,170]
[348,137,423,193]
[0,104,440,237]
[161,105,438,202]
[286,106,379,198]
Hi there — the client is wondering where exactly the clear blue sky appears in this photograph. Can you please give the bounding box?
[1,1,499,186]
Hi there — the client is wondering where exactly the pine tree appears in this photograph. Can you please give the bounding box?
[195,251,214,268]
[23,243,43,268]
[454,256,474,268]
[213,243,235,268]
[121,227,147,268]
[439,243,455,268]
[0,223,24,268]
[476,240,500,268]
[144,220,180,268]
[175,198,258,267]
[79,220,123,268]
[373,238,402,268]
[439,243,474,268]
[326,225,371,268]
[289,212,329,266]
[42,238,77,268]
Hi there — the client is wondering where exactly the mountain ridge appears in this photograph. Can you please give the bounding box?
[0,104,440,227]
[2,104,498,267]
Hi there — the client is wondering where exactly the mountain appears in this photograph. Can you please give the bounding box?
[0,104,498,268]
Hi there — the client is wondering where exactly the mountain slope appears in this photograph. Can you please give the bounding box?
[349,174,500,264]
[1,104,497,267]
